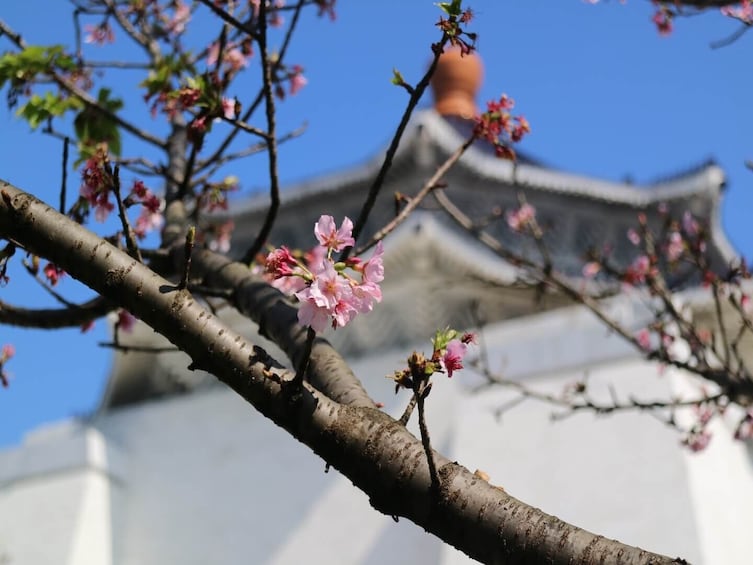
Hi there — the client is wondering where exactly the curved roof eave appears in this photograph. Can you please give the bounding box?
[228,109,726,218]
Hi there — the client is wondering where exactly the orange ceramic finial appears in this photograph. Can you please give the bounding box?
[430,47,484,119]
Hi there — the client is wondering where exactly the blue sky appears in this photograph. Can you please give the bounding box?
[0,1,750,447]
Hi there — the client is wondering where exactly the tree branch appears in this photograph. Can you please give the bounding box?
[0,179,683,565]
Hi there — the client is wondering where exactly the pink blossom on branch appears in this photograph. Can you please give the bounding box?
[722,0,753,23]
[117,309,137,333]
[265,216,383,333]
[506,203,536,232]
[43,262,65,286]
[652,7,673,36]
[442,339,467,378]
[288,65,307,96]
[84,22,115,45]
[1,344,14,361]
[314,215,355,253]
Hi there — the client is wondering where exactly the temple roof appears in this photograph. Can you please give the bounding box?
[99,49,736,410]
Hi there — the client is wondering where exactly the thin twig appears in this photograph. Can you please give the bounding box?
[417,389,440,492]
[355,135,475,255]
[112,165,143,262]
[60,137,69,214]
[179,226,196,290]
[344,34,451,259]
[241,0,280,265]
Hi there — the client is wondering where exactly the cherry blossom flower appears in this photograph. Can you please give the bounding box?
[722,0,753,23]
[652,7,673,35]
[166,0,191,34]
[682,211,699,237]
[314,215,355,252]
[80,155,114,222]
[626,228,640,246]
[665,231,684,262]
[506,203,536,232]
[266,216,383,332]
[207,43,248,72]
[84,22,115,45]
[683,430,711,452]
[117,309,137,333]
[582,261,601,279]
[134,207,164,239]
[1,344,14,361]
[441,339,467,378]
[221,97,236,120]
[635,328,652,351]
[43,262,65,286]
[623,254,653,286]
[289,65,307,96]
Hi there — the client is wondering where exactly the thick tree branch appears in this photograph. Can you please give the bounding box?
[0,180,683,565]
[0,295,113,329]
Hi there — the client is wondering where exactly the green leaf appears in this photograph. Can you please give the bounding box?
[436,0,462,17]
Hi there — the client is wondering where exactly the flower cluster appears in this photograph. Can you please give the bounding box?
[78,147,114,223]
[436,0,476,55]
[390,328,476,393]
[207,39,252,74]
[651,3,673,36]
[473,95,530,160]
[264,215,384,333]
[722,1,753,23]
[84,22,115,45]
[273,64,308,99]
[126,180,163,239]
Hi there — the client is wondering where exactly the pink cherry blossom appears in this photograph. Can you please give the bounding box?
[314,215,355,252]
[683,430,711,452]
[722,1,753,23]
[84,23,115,45]
[117,309,137,333]
[635,328,651,351]
[296,300,331,333]
[221,97,236,120]
[43,263,65,286]
[682,211,699,237]
[166,0,191,34]
[362,240,385,284]
[265,246,297,278]
[442,339,467,378]
[623,255,652,286]
[134,207,164,239]
[1,344,14,360]
[506,203,535,232]
[289,65,307,95]
[582,261,601,279]
[626,228,640,246]
[665,231,684,262]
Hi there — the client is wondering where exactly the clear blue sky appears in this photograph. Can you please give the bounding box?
[0,1,750,447]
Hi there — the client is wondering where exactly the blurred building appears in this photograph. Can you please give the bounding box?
[2,49,751,565]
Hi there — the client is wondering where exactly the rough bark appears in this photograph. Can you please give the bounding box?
[0,180,686,564]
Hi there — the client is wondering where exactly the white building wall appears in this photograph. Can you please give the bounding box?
[3,302,753,563]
